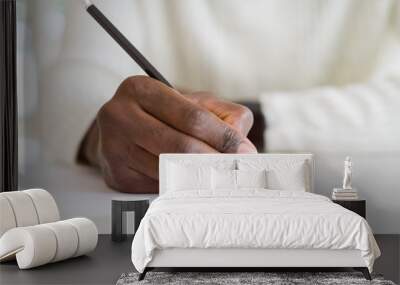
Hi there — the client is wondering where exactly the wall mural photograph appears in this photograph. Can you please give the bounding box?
[1,1,399,284]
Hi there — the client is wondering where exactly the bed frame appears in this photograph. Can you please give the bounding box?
[139,154,371,281]
[140,248,371,280]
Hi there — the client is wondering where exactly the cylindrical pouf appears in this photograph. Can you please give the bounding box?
[65,218,98,257]
[23,189,60,224]
[0,195,17,237]
[0,226,57,269]
[42,221,79,262]
[0,218,98,269]
[0,192,39,227]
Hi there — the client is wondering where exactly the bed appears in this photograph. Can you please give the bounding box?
[131,154,380,280]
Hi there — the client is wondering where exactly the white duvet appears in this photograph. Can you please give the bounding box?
[131,190,380,273]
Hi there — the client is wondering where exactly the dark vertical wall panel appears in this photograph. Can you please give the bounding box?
[0,0,18,192]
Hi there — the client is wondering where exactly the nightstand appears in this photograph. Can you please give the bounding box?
[332,199,366,219]
[112,197,150,242]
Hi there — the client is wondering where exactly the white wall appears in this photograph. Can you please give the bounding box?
[17,0,399,234]
[314,151,400,234]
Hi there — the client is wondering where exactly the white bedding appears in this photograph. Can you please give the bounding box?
[131,190,380,273]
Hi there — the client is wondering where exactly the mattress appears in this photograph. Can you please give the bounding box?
[131,190,380,273]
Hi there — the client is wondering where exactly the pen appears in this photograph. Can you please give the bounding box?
[82,0,173,88]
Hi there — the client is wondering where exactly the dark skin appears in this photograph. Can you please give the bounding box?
[78,75,257,193]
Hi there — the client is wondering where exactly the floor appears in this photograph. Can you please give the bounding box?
[0,235,133,285]
[0,235,398,285]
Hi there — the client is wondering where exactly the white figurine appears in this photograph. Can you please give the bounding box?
[342,156,353,190]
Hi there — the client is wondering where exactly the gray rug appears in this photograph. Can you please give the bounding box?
[116,272,396,285]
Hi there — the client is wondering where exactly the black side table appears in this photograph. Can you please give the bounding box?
[332,199,366,219]
[112,198,150,242]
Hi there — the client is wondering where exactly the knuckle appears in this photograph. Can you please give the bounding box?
[238,105,253,120]
[124,75,148,87]
[124,75,154,98]
[97,101,116,123]
[220,126,242,153]
[239,106,254,124]
[184,107,208,130]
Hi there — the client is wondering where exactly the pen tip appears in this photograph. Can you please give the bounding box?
[82,0,93,8]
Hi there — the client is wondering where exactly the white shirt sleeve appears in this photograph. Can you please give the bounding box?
[261,76,400,152]
[39,0,143,165]
[261,7,400,153]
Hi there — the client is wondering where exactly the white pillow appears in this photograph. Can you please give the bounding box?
[167,163,211,191]
[267,163,306,191]
[212,168,237,190]
[236,169,267,189]
[238,159,308,191]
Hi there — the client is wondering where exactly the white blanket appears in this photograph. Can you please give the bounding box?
[131,190,380,272]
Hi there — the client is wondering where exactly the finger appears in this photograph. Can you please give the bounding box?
[188,92,254,136]
[129,76,256,153]
[103,165,159,194]
[243,138,258,153]
[126,144,159,180]
[121,102,218,156]
[97,133,159,185]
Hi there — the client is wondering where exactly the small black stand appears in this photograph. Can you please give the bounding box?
[332,199,366,219]
[111,198,150,242]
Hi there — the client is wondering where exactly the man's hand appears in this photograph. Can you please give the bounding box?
[78,76,257,193]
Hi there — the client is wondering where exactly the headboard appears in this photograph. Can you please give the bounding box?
[159,153,314,195]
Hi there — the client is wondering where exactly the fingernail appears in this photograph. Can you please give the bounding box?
[237,142,258,154]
